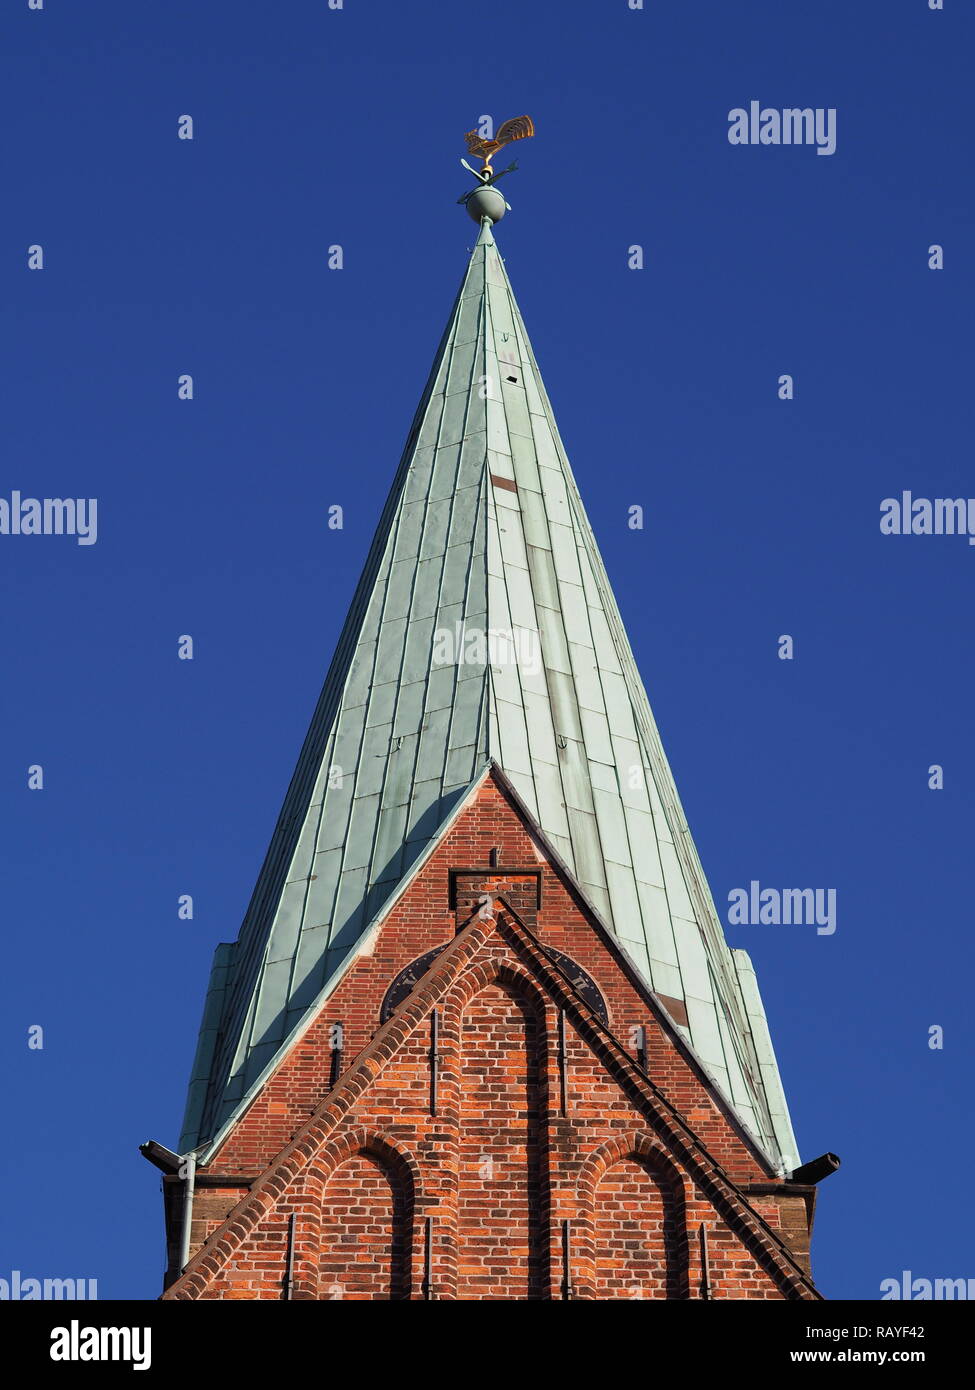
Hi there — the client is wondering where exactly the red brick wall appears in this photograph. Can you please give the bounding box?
[319,1151,405,1300]
[593,1155,680,1300]
[166,771,817,1301]
[457,981,546,1300]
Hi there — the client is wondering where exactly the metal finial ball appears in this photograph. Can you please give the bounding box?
[465,186,506,224]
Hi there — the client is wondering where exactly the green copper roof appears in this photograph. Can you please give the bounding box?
[180,219,799,1172]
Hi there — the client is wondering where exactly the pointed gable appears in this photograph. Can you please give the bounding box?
[165,770,818,1301]
[180,218,798,1179]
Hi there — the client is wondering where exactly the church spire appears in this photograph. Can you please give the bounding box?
[178,136,799,1176]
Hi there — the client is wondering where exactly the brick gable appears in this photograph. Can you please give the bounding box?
[162,769,820,1300]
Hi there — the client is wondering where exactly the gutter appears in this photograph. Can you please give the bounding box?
[140,1140,202,1281]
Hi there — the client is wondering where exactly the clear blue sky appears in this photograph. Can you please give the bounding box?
[1,0,971,1300]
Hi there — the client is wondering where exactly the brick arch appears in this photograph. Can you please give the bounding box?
[574,1133,690,1300]
[303,1128,419,1300]
[447,963,552,1299]
[306,1125,423,1199]
[444,956,552,1024]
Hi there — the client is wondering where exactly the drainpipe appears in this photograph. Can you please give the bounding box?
[789,1152,841,1185]
[178,1152,197,1273]
[140,1139,199,1285]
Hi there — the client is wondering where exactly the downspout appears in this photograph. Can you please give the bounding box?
[179,1151,197,1273]
[140,1139,200,1287]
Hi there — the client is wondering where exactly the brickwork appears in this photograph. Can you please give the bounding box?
[319,1150,407,1300]
[162,769,820,1300]
[457,981,545,1300]
[592,1156,681,1300]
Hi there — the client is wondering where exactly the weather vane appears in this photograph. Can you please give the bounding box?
[458,115,535,222]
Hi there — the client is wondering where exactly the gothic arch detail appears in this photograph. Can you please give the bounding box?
[306,1128,418,1300]
[574,1133,689,1300]
[451,967,551,1299]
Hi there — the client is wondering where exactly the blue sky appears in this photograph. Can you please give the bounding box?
[1,0,971,1300]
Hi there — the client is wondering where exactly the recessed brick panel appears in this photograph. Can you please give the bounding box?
[457,981,546,1300]
[319,1151,406,1301]
[593,1156,680,1300]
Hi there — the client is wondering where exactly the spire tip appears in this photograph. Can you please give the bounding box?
[456,114,534,223]
[465,186,506,225]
